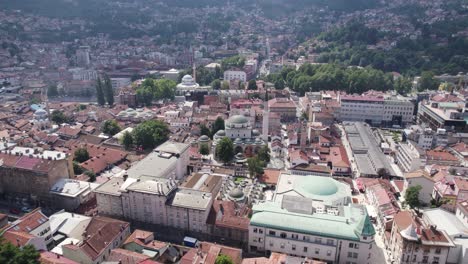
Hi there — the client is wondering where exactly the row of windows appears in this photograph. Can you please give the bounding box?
[253,229,335,246]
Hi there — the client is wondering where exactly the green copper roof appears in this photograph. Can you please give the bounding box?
[250,202,375,241]
[296,177,339,196]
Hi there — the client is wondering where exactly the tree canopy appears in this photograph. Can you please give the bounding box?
[247,156,265,178]
[121,131,133,150]
[132,120,170,150]
[102,120,121,136]
[199,143,210,156]
[247,80,258,90]
[405,185,422,208]
[216,137,234,163]
[211,117,225,136]
[51,110,70,124]
[418,71,440,91]
[74,148,90,163]
[215,254,234,264]
[95,77,105,106]
[0,239,40,264]
[136,78,177,106]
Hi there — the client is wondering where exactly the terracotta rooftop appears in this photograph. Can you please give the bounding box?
[393,211,414,231]
[8,209,48,234]
[39,251,79,264]
[259,168,281,185]
[107,248,150,264]
[64,216,129,261]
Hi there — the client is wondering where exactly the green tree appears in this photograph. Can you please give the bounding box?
[394,77,413,95]
[121,131,134,150]
[257,145,271,163]
[47,85,59,97]
[216,137,234,163]
[132,120,170,150]
[74,148,90,163]
[102,120,121,136]
[104,75,114,105]
[200,124,211,138]
[199,143,210,155]
[73,161,84,175]
[85,171,96,182]
[247,79,257,90]
[96,77,105,106]
[211,79,221,90]
[0,240,40,264]
[51,110,69,124]
[247,156,265,178]
[136,86,153,106]
[419,71,440,91]
[221,81,230,90]
[405,185,422,208]
[211,117,225,136]
[215,254,234,264]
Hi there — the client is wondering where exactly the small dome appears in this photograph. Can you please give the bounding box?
[126,108,135,112]
[229,188,244,199]
[34,109,47,117]
[182,75,194,83]
[199,135,210,142]
[234,138,243,144]
[252,129,260,136]
[229,115,248,124]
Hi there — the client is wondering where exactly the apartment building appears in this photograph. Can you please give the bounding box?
[395,140,426,173]
[388,211,454,264]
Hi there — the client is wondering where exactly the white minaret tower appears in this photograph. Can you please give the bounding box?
[262,90,269,141]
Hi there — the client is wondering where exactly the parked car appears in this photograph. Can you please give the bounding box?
[21,207,32,213]
[9,208,21,214]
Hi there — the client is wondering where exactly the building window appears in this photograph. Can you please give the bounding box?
[326,239,334,245]
[327,250,331,256]
[292,245,296,251]
[422,256,428,263]
[280,243,285,249]
[315,238,322,244]
[347,252,353,258]
[304,247,308,253]
[353,253,358,259]
[354,244,359,249]
[363,236,367,240]
[269,230,276,236]
[259,229,263,234]
[303,236,309,241]
[315,248,319,254]
[433,257,440,264]
[413,255,417,262]
[253,228,258,233]
[435,248,441,254]
[280,232,287,238]
[349,242,354,248]
[291,234,298,240]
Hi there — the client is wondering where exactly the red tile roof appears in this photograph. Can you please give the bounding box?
[40,251,79,264]
[64,216,130,261]
[2,230,35,247]
[259,169,281,185]
[108,248,150,264]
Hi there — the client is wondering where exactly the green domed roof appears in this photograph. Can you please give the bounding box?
[229,115,248,124]
[296,177,338,196]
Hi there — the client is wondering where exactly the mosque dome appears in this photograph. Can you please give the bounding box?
[229,115,249,124]
[228,188,245,199]
[199,135,210,142]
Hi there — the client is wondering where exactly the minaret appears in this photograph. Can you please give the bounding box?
[300,120,308,150]
[262,89,269,141]
[192,60,197,84]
